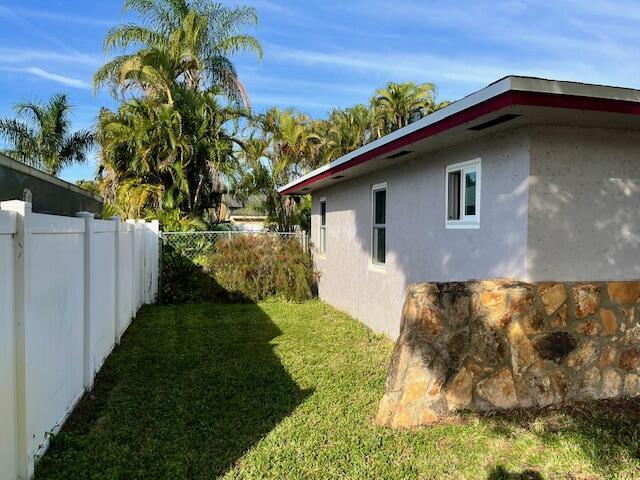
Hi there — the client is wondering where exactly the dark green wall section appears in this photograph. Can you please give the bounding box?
[0,160,103,217]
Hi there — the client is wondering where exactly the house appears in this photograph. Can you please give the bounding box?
[220,193,268,231]
[0,153,103,217]
[279,76,640,340]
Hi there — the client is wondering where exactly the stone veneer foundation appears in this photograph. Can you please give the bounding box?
[376,279,640,428]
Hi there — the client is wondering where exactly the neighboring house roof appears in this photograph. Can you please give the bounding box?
[279,76,640,195]
[221,193,267,217]
[231,215,267,222]
[0,153,104,216]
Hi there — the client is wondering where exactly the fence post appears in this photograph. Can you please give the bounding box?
[149,220,160,303]
[158,231,163,305]
[137,220,146,306]
[110,217,121,345]
[76,212,95,391]
[126,220,136,319]
[1,200,34,479]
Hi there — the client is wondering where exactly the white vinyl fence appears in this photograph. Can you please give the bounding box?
[0,200,159,480]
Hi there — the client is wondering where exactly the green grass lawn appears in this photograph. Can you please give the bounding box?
[37,301,640,479]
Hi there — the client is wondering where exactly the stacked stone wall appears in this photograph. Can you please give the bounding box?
[376,280,640,428]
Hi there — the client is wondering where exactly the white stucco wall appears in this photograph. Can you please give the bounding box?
[527,126,640,281]
[312,128,531,339]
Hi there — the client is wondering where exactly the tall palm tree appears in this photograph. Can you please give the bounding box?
[372,82,445,137]
[97,85,242,218]
[322,104,374,162]
[235,108,319,231]
[0,93,94,175]
[235,136,299,232]
[94,0,262,106]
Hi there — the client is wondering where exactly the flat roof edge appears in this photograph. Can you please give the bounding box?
[279,76,640,195]
[0,154,103,202]
[278,76,513,194]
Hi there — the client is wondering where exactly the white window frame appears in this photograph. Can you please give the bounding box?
[371,182,387,266]
[445,158,481,229]
[319,197,326,255]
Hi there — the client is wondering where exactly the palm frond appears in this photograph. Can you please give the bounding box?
[103,24,164,52]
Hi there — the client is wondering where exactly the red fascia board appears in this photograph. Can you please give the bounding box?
[280,90,640,195]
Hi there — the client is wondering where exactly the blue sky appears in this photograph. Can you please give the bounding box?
[1,0,639,182]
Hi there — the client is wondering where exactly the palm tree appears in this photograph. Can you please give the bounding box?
[322,104,374,162]
[235,108,319,231]
[314,83,449,166]
[97,84,243,220]
[235,136,299,232]
[372,82,445,137]
[0,93,94,175]
[269,109,320,174]
[94,0,262,106]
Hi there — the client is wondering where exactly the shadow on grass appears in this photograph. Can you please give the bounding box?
[472,398,640,479]
[35,302,312,479]
[486,465,543,479]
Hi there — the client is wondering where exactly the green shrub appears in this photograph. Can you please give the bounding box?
[160,244,211,303]
[203,235,314,302]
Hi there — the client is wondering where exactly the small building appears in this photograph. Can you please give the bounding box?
[220,194,268,231]
[0,153,103,217]
[280,76,640,339]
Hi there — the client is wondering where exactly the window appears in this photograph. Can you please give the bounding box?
[372,183,386,265]
[319,198,326,254]
[446,158,481,228]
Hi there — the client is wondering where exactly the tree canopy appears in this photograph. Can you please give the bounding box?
[94,0,262,106]
[0,93,94,175]
[0,0,450,233]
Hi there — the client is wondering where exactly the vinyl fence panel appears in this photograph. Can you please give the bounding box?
[90,219,117,375]
[0,201,160,479]
[128,220,144,311]
[27,212,85,470]
[117,222,134,340]
[143,220,159,304]
[0,211,17,480]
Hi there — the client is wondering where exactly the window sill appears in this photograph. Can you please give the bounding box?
[368,262,387,272]
[446,222,480,230]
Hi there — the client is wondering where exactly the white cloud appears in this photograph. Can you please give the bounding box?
[0,48,101,67]
[266,41,640,103]
[24,67,90,89]
[268,45,515,85]
[251,0,298,17]
[7,8,117,27]
[335,0,640,65]
[252,0,401,41]
[560,0,640,21]
[240,71,375,96]
[0,5,77,53]
[249,93,335,110]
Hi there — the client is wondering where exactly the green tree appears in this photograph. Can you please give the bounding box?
[94,0,262,225]
[76,179,101,195]
[321,104,374,162]
[311,82,448,166]
[94,0,262,105]
[236,108,317,231]
[372,81,446,137]
[97,87,243,222]
[0,93,94,175]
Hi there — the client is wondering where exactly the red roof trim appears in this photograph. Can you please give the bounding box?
[280,90,640,195]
